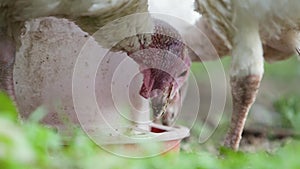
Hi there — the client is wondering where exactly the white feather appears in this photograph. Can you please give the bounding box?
[1,0,153,52]
[197,0,300,77]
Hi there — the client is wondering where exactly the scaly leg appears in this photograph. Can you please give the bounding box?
[0,34,16,102]
[224,11,264,150]
[224,75,261,150]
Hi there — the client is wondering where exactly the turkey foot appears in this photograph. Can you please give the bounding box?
[0,34,16,102]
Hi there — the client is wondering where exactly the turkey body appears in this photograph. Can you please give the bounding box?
[195,0,300,150]
[0,0,150,100]
[0,0,150,37]
[0,0,190,127]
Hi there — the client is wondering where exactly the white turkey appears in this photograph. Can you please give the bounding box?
[194,0,300,150]
[0,1,190,125]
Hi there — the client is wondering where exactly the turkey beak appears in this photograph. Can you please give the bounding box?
[150,85,173,120]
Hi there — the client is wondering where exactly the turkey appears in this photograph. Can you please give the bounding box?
[194,0,300,150]
[0,1,190,125]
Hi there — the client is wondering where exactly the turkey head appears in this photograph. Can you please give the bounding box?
[127,19,191,125]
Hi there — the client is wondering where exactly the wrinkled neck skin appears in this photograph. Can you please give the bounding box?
[126,31,190,99]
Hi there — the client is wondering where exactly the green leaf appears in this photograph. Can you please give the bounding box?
[274,94,300,130]
[0,92,18,122]
[27,106,47,123]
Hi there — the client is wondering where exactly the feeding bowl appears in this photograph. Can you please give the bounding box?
[84,123,190,157]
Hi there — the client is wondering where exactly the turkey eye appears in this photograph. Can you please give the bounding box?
[178,70,187,77]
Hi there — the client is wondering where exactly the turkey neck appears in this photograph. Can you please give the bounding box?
[126,19,190,71]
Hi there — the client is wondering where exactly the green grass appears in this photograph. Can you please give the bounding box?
[1,92,300,169]
[274,94,300,130]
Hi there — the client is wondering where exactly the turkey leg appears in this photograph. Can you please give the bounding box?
[223,10,264,150]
